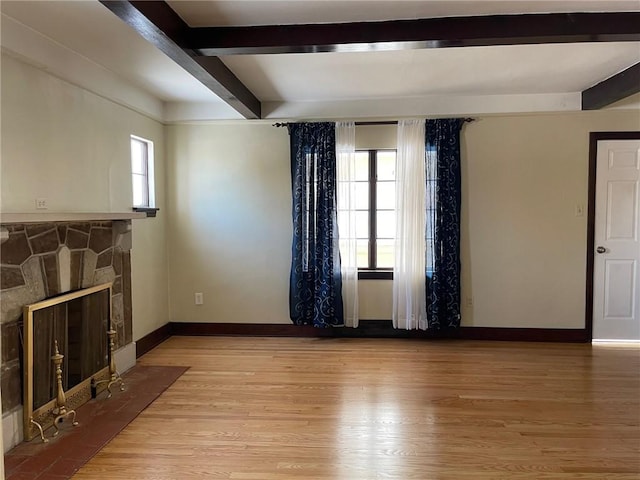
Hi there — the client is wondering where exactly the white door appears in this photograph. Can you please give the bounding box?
[593,140,640,341]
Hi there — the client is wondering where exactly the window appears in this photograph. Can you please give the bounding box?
[130,135,156,215]
[302,152,318,273]
[338,149,396,278]
[425,145,437,277]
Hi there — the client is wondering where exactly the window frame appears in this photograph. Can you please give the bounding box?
[130,135,158,217]
[357,148,396,280]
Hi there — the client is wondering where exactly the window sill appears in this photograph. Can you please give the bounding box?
[133,207,159,218]
[358,270,393,280]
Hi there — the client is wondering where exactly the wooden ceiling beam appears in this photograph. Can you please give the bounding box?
[189,12,640,56]
[99,3,640,114]
[582,62,640,110]
[100,1,261,119]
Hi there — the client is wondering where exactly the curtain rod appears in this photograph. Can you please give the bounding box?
[272,118,476,127]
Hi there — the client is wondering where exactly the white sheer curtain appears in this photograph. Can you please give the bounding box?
[336,122,359,327]
[393,119,427,330]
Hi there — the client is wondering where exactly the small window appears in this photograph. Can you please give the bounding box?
[338,149,396,278]
[130,135,155,209]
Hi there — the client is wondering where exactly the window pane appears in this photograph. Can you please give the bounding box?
[338,181,368,210]
[377,210,395,239]
[426,210,436,239]
[426,240,435,277]
[337,182,349,210]
[355,181,368,210]
[377,151,396,180]
[377,240,394,268]
[357,240,369,268]
[131,140,145,174]
[426,149,437,177]
[426,179,437,202]
[337,211,349,239]
[377,181,395,210]
[355,211,369,239]
[355,151,369,181]
[132,174,147,207]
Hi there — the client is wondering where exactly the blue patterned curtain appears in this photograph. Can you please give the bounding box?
[289,122,344,327]
[425,119,464,329]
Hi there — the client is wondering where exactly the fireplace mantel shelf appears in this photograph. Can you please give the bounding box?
[0,212,146,224]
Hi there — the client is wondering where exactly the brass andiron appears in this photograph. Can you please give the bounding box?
[29,417,48,443]
[52,340,79,437]
[92,329,125,398]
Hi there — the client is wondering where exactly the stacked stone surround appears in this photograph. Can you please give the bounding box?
[0,220,133,418]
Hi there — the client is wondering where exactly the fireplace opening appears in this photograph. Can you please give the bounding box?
[23,283,112,441]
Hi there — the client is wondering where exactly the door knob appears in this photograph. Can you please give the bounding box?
[596,246,607,254]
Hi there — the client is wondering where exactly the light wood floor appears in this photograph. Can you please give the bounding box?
[74,337,640,479]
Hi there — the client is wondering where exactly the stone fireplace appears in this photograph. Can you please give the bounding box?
[1,217,136,449]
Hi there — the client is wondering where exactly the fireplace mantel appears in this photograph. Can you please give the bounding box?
[0,212,146,224]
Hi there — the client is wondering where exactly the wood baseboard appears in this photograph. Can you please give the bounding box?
[170,322,333,337]
[136,323,173,358]
[169,321,588,342]
[459,327,588,342]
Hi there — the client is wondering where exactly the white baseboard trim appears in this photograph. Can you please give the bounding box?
[592,339,640,345]
[114,341,136,373]
[2,406,23,453]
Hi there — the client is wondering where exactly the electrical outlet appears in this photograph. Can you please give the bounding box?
[194,292,204,305]
[465,296,473,307]
[575,204,584,217]
[35,198,48,210]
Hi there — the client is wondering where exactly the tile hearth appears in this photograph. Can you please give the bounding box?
[4,364,187,480]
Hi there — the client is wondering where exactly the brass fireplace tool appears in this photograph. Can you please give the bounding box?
[92,329,125,398]
[51,340,79,437]
[28,340,79,442]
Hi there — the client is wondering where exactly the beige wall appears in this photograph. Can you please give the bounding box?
[166,123,292,323]
[167,111,639,329]
[165,123,400,323]
[461,110,639,328]
[0,53,170,340]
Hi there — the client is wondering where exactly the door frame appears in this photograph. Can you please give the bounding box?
[586,131,640,341]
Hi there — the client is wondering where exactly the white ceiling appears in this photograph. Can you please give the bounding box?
[223,43,640,101]
[167,0,640,26]
[1,0,639,122]
[0,0,221,103]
